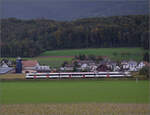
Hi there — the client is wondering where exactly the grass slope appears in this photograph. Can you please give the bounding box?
[35,57,72,68]
[0,47,147,67]
[1,80,149,104]
[40,48,145,60]
[36,47,147,67]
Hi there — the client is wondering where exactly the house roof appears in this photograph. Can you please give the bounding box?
[22,60,39,67]
[0,63,8,68]
[107,61,117,65]
[36,66,50,71]
[128,60,137,65]
[99,60,107,65]
[121,60,128,63]
[144,62,150,67]
[0,67,13,74]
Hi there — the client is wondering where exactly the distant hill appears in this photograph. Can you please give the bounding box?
[1,15,149,57]
[2,0,149,20]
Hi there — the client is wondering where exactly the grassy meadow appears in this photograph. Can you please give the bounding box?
[0,80,149,115]
[40,47,146,61]
[35,57,73,68]
[1,80,149,104]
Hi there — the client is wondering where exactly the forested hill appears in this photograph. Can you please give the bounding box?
[1,15,149,57]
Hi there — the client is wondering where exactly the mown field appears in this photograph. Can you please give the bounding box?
[40,47,146,60]
[1,80,149,104]
[0,47,147,68]
[0,80,150,115]
[0,80,149,115]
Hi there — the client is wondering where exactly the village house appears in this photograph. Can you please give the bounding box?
[60,64,74,71]
[136,61,145,70]
[78,60,94,66]
[128,60,138,71]
[120,60,142,72]
[90,65,97,72]
[61,58,146,72]
[121,60,129,70]
[96,64,110,72]
[1,61,8,68]
[22,60,39,73]
[0,61,14,74]
[80,63,89,71]
[36,66,51,72]
[106,61,118,71]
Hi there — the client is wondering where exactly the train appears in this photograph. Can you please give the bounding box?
[25,71,131,79]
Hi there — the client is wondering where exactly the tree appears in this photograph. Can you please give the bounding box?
[1,15,149,57]
[88,55,96,61]
[143,52,149,62]
[79,54,86,60]
[139,66,149,78]
[141,31,149,49]
[62,61,68,67]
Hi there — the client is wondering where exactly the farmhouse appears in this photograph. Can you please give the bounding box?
[0,61,14,74]
[136,61,145,70]
[36,66,51,72]
[22,60,39,73]
[60,64,74,71]
[128,60,138,71]
[60,57,146,72]
[96,64,110,72]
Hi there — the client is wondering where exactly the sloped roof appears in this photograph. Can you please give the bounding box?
[22,60,39,67]
[128,60,137,65]
[0,67,13,74]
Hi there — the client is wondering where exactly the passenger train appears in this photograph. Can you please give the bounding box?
[25,72,131,79]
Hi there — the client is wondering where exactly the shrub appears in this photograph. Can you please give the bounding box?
[139,66,149,78]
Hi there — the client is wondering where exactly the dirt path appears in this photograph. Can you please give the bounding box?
[1,103,150,115]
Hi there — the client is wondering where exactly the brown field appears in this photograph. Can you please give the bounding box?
[0,103,150,115]
[0,74,25,80]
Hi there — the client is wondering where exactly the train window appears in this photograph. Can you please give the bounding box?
[28,74,59,76]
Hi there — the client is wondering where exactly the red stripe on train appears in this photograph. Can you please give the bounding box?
[107,74,109,78]
[69,75,72,78]
[83,75,85,78]
[47,75,49,78]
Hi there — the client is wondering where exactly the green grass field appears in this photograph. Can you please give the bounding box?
[35,57,73,68]
[40,47,146,60]
[1,80,149,104]
[39,47,146,67]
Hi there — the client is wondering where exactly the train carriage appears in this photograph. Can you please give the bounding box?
[26,72,131,79]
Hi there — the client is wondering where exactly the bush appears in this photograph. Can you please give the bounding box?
[143,52,149,62]
[88,55,96,60]
[139,66,149,78]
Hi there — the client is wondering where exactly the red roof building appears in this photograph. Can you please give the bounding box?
[22,60,39,73]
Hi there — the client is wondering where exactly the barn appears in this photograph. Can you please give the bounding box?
[22,60,39,73]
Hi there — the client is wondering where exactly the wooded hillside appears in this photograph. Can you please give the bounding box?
[1,15,149,57]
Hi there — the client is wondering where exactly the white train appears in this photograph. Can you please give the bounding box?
[25,72,131,79]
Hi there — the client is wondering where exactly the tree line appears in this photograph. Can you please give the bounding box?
[1,15,149,57]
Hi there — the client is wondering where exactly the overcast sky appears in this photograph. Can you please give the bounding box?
[0,0,149,20]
